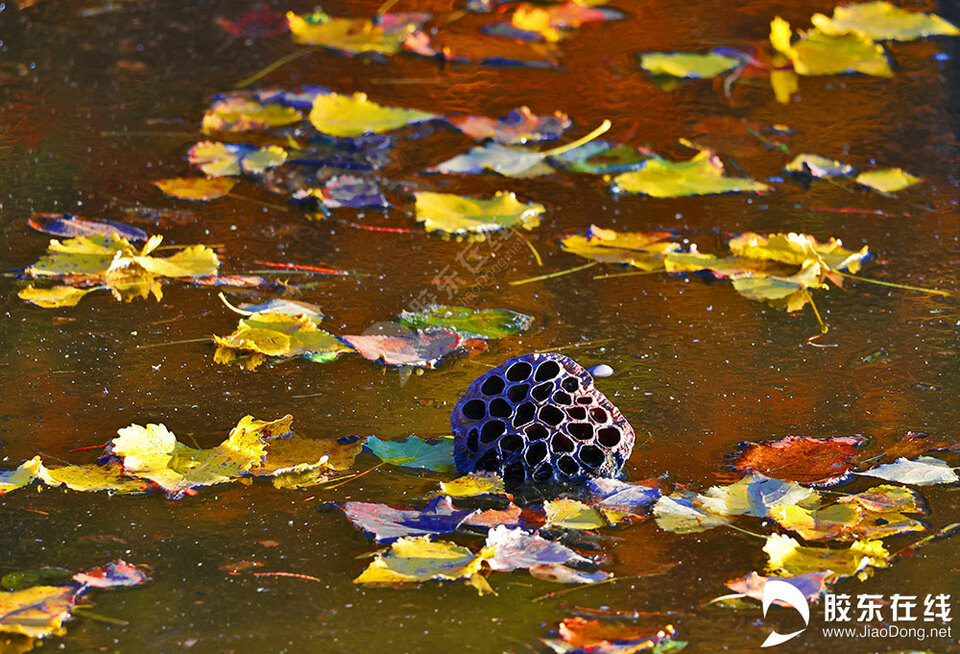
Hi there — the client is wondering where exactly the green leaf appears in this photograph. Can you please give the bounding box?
[399,305,533,339]
[810,1,959,41]
[414,191,544,237]
[202,97,303,133]
[308,92,435,137]
[856,168,922,193]
[611,149,769,197]
[363,436,456,472]
[639,51,741,79]
[214,313,351,370]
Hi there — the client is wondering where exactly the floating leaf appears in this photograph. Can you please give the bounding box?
[1,569,73,592]
[729,435,865,486]
[363,435,456,472]
[353,536,490,585]
[0,586,76,639]
[28,213,147,242]
[728,232,868,273]
[694,472,820,519]
[321,174,389,209]
[785,153,857,178]
[529,565,612,585]
[553,619,682,652]
[287,11,427,55]
[730,261,827,312]
[652,495,728,533]
[770,17,893,77]
[73,561,150,589]
[414,191,544,237]
[214,313,351,370]
[448,107,571,144]
[18,285,95,308]
[341,329,461,368]
[857,456,958,486]
[810,1,959,41]
[462,504,523,529]
[308,92,435,137]
[639,51,742,79]
[399,305,534,340]
[429,143,555,178]
[259,434,361,475]
[108,415,291,498]
[611,150,769,197]
[585,478,660,514]
[152,177,237,201]
[544,499,607,530]
[496,1,624,43]
[202,96,303,133]
[856,168,922,193]
[763,534,889,581]
[34,461,152,494]
[439,472,506,497]
[551,141,651,174]
[561,225,680,270]
[714,571,830,604]
[339,497,477,543]
[484,525,590,571]
[771,499,925,541]
[187,141,287,177]
[404,30,561,69]
[235,298,326,321]
[0,456,44,494]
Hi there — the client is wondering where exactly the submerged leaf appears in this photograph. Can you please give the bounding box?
[561,225,680,270]
[259,434,361,475]
[550,140,651,174]
[415,191,544,237]
[810,2,959,41]
[612,150,769,197]
[695,472,820,518]
[529,565,612,585]
[728,232,868,273]
[339,497,477,543]
[353,536,489,584]
[429,142,554,178]
[363,436,456,472]
[729,435,866,486]
[639,51,742,79]
[770,17,893,77]
[73,561,150,589]
[856,168,922,193]
[730,261,827,312]
[715,571,830,604]
[585,478,660,514]
[448,106,571,144]
[152,177,237,201]
[28,213,148,242]
[764,533,889,581]
[857,456,959,486]
[555,619,681,652]
[309,92,435,137]
[399,305,534,339]
[770,69,799,104]
[770,500,925,541]
[497,1,624,42]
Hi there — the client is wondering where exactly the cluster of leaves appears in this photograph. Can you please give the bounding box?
[635,1,958,105]
[284,0,624,68]
[213,298,533,371]
[18,231,220,309]
[0,560,149,642]
[560,225,869,324]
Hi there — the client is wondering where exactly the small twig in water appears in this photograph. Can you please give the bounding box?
[322,463,384,490]
[253,571,323,583]
[235,49,314,89]
[511,229,543,267]
[593,270,661,280]
[510,262,597,286]
[834,270,951,297]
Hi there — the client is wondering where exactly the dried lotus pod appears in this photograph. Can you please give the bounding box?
[451,353,634,485]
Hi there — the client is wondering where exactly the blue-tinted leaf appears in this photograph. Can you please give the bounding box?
[363,436,456,472]
[338,496,477,543]
[28,213,148,243]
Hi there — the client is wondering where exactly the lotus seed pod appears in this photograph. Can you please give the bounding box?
[451,353,635,484]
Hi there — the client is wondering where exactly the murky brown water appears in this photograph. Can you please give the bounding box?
[1,0,958,652]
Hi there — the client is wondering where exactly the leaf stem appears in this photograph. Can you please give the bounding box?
[218,292,254,316]
[509,262,597,286]
[806,291,828,334]
[235,49,314,89]
[323,462,383,490]
[511,229,542,266]
[541,120,612,157]
[834,270,951,297]
[593,269,661,280]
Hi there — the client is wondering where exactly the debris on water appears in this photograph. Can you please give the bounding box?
[588,364,614,377]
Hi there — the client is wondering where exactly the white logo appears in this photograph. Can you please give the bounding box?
[762,580,810,647]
